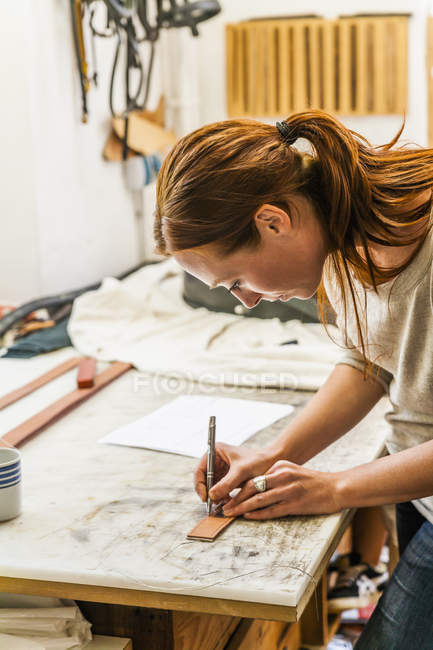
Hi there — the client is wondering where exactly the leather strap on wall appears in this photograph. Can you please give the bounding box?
[0,357,81,410]
[187,515,235,542]
[0,362,132,448]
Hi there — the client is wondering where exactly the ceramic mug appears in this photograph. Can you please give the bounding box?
[0,447,22,521]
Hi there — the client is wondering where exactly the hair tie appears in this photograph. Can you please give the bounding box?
[276,121,297,146]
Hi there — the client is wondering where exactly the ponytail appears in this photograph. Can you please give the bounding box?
[278,111,433,366]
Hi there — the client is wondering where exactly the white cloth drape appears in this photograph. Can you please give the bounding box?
[68,259,341,391]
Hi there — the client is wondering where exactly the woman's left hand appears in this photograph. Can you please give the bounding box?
[222,460,343,519]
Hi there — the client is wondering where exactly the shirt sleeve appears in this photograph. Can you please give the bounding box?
[323,265,393,393]
[333,319,393,394]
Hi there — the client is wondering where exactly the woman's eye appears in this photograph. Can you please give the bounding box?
[229,280,241,292]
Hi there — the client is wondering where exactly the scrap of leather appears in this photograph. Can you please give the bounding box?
[0,362,132,448]
[77,357,97,388]
[187,515,235,542]
[0,357,81,410]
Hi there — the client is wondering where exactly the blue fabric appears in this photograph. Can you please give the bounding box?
[0,479,20,490]
[3,318,71,358]
[142,154,163,186]
[355,519,433,648]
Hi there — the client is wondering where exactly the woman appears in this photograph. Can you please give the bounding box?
[154,110,433,647]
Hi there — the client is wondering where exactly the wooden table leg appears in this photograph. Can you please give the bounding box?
[76,601,240,650]
[76,601,174,649]
[300,575,328,647]
[224,618,301,650]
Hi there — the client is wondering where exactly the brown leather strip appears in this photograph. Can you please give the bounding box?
[0,362,132,448]
[16,320,56,336]
[77,357,97,388]
[0,357,81,410]
[187,515,235,542]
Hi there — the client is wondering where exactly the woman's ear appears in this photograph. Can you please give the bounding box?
[254,204,291,236]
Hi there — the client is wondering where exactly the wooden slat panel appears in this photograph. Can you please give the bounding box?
[225,16,408,118]
[316,21,325,109]
[366,21,375,112]
[240,26,249,115]
[385,20,397,112]
[304,23,311,108]
[322,20,336,112]
[255,24,265,116]
[225,25,236,116]
[292,22,307,112]
[355,19,368,115]
[238,27,250,115]
[338,19,351,114]
[309,21,320,109]
[238,24,251,116]
[288,25,295,112]
[277,24,290,115]
[373,19,387,113]
[395,17,408,113]
[266,24,278,115]
[262,25,270,115]
[427,17,433,147]
[242,23,252,116]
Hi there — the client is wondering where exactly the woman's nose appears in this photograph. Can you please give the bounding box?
[237,290,262,309]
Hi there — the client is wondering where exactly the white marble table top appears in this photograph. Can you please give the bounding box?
[0,353,388,609]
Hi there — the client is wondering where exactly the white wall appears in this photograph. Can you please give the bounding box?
[0,1,140,303]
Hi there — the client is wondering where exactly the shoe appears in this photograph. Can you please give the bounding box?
[327,635,353,649]
[327,551,366,592]
[327,551,358,591]
[327,552,388,613]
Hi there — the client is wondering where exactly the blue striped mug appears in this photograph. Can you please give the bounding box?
[0,447,22,521]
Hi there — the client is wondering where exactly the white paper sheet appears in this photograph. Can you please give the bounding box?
[99,395,294,458]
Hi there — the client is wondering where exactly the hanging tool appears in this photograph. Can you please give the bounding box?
[70,0,91,122]
[72,0,221,123]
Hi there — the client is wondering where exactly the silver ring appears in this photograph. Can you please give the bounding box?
[253,475,267,492]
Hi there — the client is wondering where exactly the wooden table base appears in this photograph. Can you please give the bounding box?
[76,601,301,650]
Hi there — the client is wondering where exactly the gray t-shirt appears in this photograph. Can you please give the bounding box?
[324,229,433,523]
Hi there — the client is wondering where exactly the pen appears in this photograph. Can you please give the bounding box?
[206,415,216,516]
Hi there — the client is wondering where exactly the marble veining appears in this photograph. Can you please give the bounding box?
[0,369,388,608]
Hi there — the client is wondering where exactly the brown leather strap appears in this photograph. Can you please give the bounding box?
[0,362,132,448]
[77,357,97,388]
[0,357,81,410]
[187,515,235,542]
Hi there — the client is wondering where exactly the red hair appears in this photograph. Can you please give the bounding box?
[155,110,433,367]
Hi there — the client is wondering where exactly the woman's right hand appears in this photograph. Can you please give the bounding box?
[194,442,279,505]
